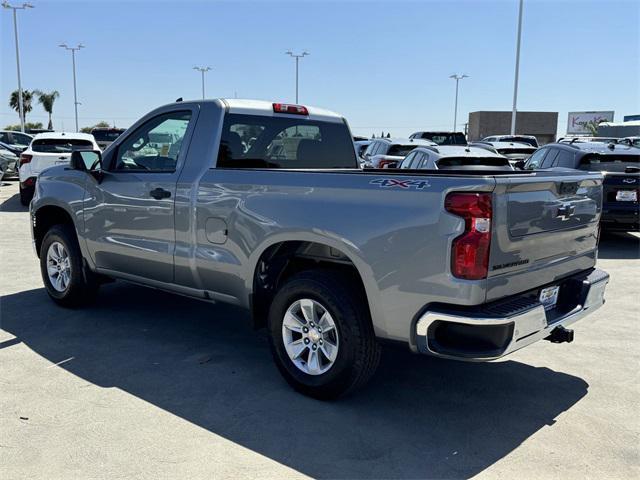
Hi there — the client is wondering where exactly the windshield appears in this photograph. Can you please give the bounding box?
[501,136,538,147]
[92,129,125,142]
[579,154,640,172]
[12,132,32,147]
[387,145,420,157]
[32,138,93,153]
[420,133,467,145]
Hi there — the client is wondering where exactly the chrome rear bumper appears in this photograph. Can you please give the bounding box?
[415,268,609,361]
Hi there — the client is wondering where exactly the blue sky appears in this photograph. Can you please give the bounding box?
[1,0,638,137]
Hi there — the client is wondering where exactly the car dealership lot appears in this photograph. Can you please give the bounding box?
[0,180,638,479]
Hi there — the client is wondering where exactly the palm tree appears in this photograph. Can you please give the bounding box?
[34,90,60,130]
[9,89,33,125]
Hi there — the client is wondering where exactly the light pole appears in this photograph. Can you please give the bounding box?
[3,1,34,133]
[193,66,211,99]
[449,74,469,132]
[285,51,309,103]
[510,0,524,135]
[59,43,84,132]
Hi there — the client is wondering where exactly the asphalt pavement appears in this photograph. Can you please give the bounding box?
[1,179,638,479]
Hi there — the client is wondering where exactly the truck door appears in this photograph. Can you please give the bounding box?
[83,109,196,283]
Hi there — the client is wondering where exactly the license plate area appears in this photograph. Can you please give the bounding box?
[539,285,560,311]
[616,190,637,202]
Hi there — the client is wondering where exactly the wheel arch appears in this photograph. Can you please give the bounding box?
[32,204,79,258]
[247,234,383,334]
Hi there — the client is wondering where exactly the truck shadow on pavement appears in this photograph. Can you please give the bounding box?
[2,285,588,479]
[598,231,640,259]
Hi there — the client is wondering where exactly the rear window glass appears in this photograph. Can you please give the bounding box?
[579,154,640,172]
[437,156,511,168]
[92,129,125,142]
[32,138,93,153]
[387,145,419,157]
[217,114,356,168]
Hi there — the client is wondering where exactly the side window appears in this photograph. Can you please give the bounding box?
[363,142,377,157]
[400,152,416,168]
[525,148,548,170]
[114,111,192,172]
[540,148,559,168]
[419,153,433,169]
[555,150,576,168]
[0,132,9,143]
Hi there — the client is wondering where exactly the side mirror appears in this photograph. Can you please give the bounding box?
[70,150,102,172]
[514,160,525,170]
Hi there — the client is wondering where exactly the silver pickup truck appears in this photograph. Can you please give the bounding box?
[30,99,609,399]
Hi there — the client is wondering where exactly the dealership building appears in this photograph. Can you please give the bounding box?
[467,111,558,145]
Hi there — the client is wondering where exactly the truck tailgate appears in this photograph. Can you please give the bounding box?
[487,170,603,301]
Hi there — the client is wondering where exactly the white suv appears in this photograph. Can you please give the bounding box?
[19,132,99,205]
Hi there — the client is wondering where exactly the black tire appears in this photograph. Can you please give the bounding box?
[267,270,381,400]
[40,224,99,307]
[19,183,33,206]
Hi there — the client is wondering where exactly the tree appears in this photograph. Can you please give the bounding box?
[4,122,43,131]
[34,90,60,130]
[9,89,33,124]
[80,121,111,134]
[582,119,606,136]
[386,132,391,138]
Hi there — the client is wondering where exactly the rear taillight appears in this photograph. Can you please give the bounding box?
[19,154,32,167]
[273,103,309,115]
[445,192,492,280]
[378,159,396,168]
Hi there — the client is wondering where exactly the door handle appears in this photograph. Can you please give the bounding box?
[150,187,171,200]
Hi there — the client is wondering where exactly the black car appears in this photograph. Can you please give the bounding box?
[523,142,639,231]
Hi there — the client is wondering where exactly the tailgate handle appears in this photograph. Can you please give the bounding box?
[559,182,579,195]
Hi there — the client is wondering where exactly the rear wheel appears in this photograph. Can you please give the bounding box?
[267,270,381,399]
[40,224,99,307]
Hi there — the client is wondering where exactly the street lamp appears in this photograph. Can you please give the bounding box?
[285,50,309,103]
[449,74,469,132]
[2,1,34,133]
[510,0,524,135]
[193,66,211,99]
[59,43,84,132]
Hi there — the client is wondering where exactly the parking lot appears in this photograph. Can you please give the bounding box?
[0,178,638,479]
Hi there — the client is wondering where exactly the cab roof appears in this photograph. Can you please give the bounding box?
[219,98,345,123]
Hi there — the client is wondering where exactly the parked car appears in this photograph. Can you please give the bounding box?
[397,145,513,171]
[0,146,19,179]
[362,137,436,168]
[0,130,33,153]
[409,131,467,145]
[557,136,619,144]
[481,134,539,148]
[523,142,639,231]
[619,136,640,147]
[30,98,609,399]
[354,139,371,165]
[472,141,537,166]
[91,127,126,151]
[18,132,99,205]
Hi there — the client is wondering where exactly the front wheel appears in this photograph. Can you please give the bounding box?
[40,224,99,307]
[267,270,381,399]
